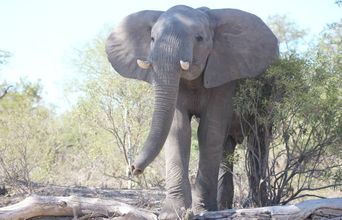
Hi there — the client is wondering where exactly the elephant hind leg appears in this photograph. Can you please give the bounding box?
[217,135,237,210]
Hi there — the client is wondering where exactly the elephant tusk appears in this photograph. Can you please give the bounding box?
[137,59,151,69]
[180,60,190,71]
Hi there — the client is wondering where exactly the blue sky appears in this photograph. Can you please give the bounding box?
[0,0,341,112]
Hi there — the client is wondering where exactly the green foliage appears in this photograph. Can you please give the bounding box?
[234,21,342,204]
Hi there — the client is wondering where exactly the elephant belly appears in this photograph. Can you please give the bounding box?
[178,77,237,120]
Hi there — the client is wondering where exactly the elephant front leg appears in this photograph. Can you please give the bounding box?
[192,116,228,214]
[192,83,235,214]
[159,109,192,220]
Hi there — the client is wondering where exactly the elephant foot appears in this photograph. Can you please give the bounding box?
[191,203,208,216]
[192,197,218,216]
[159,198,191,220]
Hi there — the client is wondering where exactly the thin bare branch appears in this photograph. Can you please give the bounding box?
[0,85,12,99]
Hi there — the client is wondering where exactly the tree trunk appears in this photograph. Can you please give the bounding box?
[217,136,237,210]
[245,120,271,207]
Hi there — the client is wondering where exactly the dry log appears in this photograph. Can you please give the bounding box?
[0,195,157,220]
[195,198,342,220]
[1,196,342,220]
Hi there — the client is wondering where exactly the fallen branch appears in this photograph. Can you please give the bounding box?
[0,195,157,220]
[0,196,341,220]
[195,198,342,220]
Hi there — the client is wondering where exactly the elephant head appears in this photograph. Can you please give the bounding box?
[105,5,278,174]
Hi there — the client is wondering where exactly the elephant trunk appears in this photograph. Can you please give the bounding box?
[131,80,179,175]
[131,32,191,175]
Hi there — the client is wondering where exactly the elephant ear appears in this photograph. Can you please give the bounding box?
[106,10,163,84]
[204,9,278,88]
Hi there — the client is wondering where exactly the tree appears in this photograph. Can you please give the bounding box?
[267,15,307,54]
[234,19,342,206]
[0,80,56,193]
[232,15,309,207]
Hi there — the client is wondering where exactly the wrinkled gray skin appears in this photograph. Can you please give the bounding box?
[106,5,278,219]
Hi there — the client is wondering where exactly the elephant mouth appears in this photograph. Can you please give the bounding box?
[181,58,205,80]
[137,58,191,72]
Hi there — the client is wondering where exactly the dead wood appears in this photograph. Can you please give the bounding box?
[0,196,341,220]
[0,195,157,220]
[195,198,342,220]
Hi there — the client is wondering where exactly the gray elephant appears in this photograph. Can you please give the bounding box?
[106,5,278,219]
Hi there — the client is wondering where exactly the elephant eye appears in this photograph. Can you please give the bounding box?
[196,35,203,42]
[151,37,155,42]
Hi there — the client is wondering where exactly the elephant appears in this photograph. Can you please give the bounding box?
[105,5,278,219]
